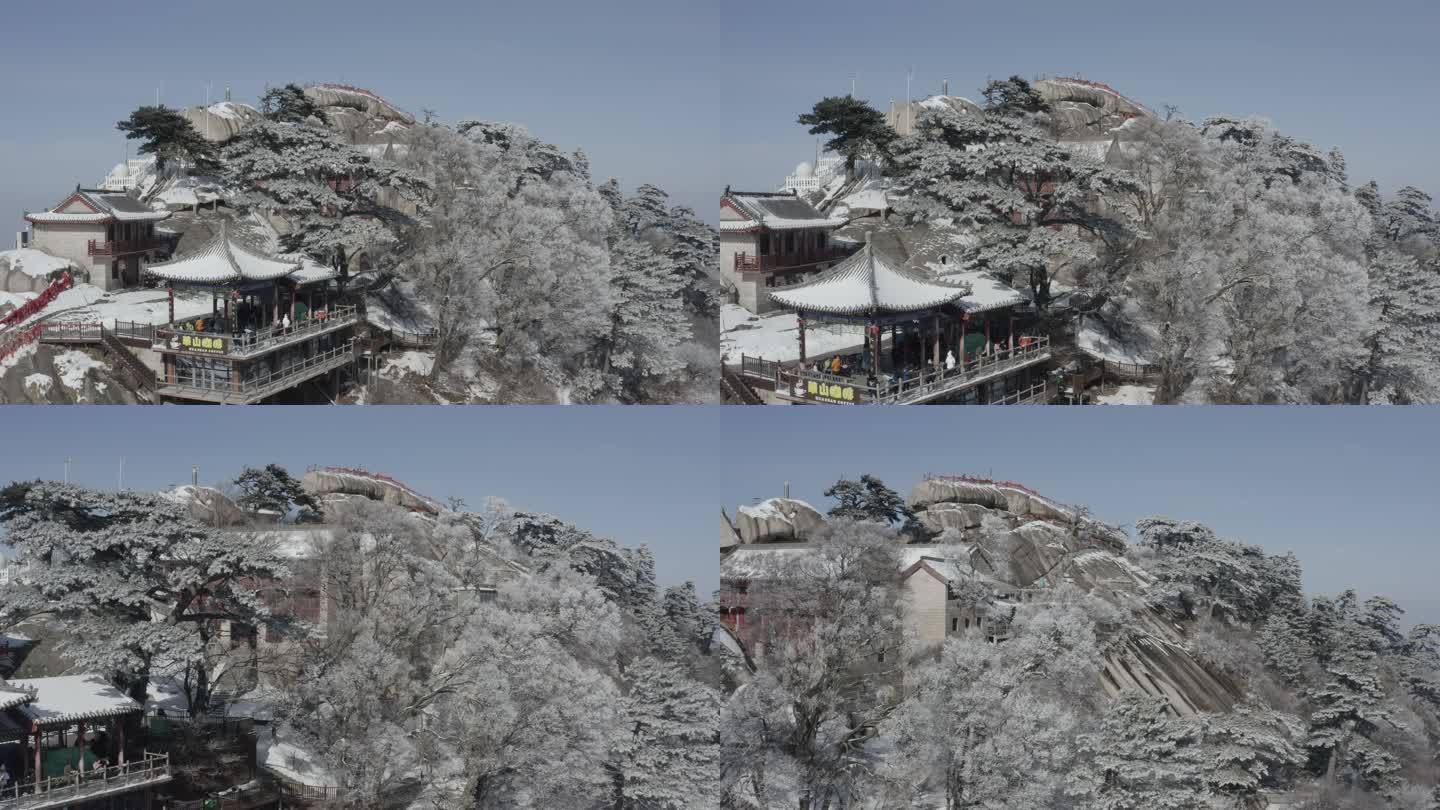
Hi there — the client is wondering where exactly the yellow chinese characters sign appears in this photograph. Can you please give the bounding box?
[805,380,857,404]
[180,334,227,355]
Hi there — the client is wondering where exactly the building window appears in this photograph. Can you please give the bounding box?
[758,234,770,256]
[965,617,971,629]
[939,254,949,266]
[785,232,795,253]
[111,262,120,280]
[877,651,885,663]
[951,617,959,632]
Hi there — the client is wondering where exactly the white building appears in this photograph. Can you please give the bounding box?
[24,187,171,292]
[720,188,848,315]
[781,161,821,195]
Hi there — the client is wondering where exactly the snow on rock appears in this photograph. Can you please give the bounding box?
[53,350,106,391]
[0,249,78,293]
[0,342,39,378]
[917,501,995,534]
[183,102,264,143]
[258,724,336,788]
[382,350,435,379]
[1077,315,1155,365]
[22,373,52,398]
[302,468,443,516]
[734,498,825,544]
[159,484,251,526]
[1095,384,1155,405]
[721,303,864,364]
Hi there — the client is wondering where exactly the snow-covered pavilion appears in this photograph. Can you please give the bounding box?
[144,222,358,404]
[0,675,171,808]
[749,238,1052,404]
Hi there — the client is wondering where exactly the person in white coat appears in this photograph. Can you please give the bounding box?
[945,350,957,370]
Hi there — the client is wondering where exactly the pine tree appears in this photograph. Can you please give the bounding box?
[233,463,321,522]
[603,236,692,399]
[609,657,719,809]
[890,106,1142,313]
[797,96,897,177]
[259,83,325,124]
[0,481,287,710]
[220,118,430,270]
[1362,250,1440,404]
[116,105,219,173]
[1069,692,1212,810]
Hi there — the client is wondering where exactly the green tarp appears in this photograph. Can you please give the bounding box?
[41,746,95,779]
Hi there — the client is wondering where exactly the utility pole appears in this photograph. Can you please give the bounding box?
[118,457,125,491]
[906,65,915,133]
[63,458,70,484]
[192,465,199,487]
[850,72,856,99]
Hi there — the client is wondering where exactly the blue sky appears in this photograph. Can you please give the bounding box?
[0,406,719,595]
[722,0,1439,206]
[718,407,1440,626]
[0,0,720,233]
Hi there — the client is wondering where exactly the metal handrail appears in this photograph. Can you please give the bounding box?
[155,306,358,358]
[160,340,356,401]
[767,335,1051,405]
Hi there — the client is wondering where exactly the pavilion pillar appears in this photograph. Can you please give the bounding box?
[224,297,232,333]
[985,316,992,354]
[117,718,126,765]
[959,314,968,364]
[932,315,941,370]
[33,728,41,783]
[797,314,807,364]
[76,721,84,750]
[890,325,898,369]
[1009,313,1016,351]
[167,287,174,324]
[870,323,881,380]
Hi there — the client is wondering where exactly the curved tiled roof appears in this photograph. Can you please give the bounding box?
[147,221,300,284]
[768,240,972,315]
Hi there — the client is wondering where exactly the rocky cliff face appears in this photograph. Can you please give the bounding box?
[905,477,1239,715]
[301,468,443,516]
[732,498,826,544]
[0,345,139,405]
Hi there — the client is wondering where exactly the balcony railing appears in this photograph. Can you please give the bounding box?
[155,305,359,359]
[87,238,162,256]
[0,752,171,810]
[733,248,851,274]
[158,340,356,404]
[754,335,1052,405]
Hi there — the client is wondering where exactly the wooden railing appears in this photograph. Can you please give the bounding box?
[987,380,1051,405]
[733,248,850,273]
[87,238,162,256]
[0,752,170,809]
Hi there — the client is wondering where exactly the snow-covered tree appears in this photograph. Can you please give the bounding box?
[721,520,907,809]
[608,657,719,809]
[797,96,897,177]
[890,106,1143,313]
[601,236,692,399]
[399,121,614,398]
[220,118,429,274]
[891,588,1112,808]
[0,481,287,710]
[232,463,321,523]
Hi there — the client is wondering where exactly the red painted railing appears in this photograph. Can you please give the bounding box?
[0,273,71,330]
